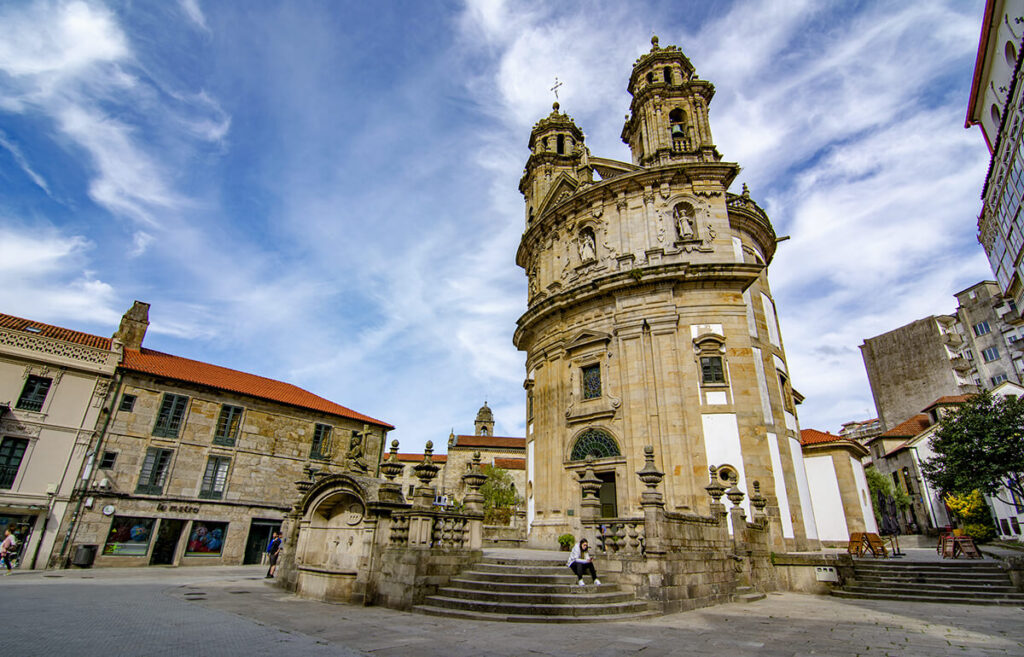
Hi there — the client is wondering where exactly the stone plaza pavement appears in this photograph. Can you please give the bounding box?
[3,564,1023,657]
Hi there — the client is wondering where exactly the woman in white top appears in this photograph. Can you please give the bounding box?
[566,538,600,586]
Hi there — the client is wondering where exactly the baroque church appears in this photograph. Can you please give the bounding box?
[517,37,820,550]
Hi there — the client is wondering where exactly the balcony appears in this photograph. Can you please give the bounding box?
[941,332,963,347]
[949,356,972,372]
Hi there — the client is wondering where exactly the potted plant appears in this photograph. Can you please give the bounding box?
[558,533,575,551]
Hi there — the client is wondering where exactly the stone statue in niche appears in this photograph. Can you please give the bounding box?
[674,202,697,241]
[578,228,596,263]
[347,425,371,473]
[528,267,539,299]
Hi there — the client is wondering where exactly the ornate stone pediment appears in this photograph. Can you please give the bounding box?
[565,329,612,353]
[537,173,580,217]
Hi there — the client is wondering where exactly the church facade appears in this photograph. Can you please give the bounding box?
[517,38,818,550]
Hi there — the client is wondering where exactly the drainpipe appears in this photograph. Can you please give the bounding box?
[56,371,123,566]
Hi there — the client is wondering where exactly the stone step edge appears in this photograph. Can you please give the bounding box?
[848,581,1017,591]
[412,604,663,624]
[830,591,1024,605]
[449,578,621,593]
[422,595,651,615]
[435,587,635,603]
[841,586,1024,597]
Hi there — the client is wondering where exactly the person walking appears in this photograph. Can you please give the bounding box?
[1,529,17,574]
[566,538,600,586]
[265,531,282,579]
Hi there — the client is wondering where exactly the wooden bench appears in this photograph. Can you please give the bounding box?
[864,533,888,558]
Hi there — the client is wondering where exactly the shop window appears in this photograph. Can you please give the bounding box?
[102,516,156,556]
[186,520,227,557]
[199,456,231,500]
[213,404,243,446]
[136,447,173,495]
[119,394,137,412]
[310,423,332,461]
[99,451,118,470]
[582,364,602,400]
[1012,517,1021,534]
[1001,518,1012,535]
[16,375,51,412]
[0,438,29,489]
[152,393,189,438]
[569,428,620,461]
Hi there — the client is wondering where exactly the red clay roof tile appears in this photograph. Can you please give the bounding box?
[800,429,849,446]
[0,312,111,349]
[395,453,448,463]
[880,414,931,439]
[493,457,526,470]
[121,348,393,429]
[452,435,526,449]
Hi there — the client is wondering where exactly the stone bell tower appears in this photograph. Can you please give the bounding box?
[621,36,719,167]
[515,37,819,551]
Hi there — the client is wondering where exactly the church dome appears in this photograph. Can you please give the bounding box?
[475,402,494,423]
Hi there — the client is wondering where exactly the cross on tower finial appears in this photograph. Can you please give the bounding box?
[550,76,563,101]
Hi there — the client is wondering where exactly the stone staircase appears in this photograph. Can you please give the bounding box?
[832,559,1024,605]
[413,555,659,622]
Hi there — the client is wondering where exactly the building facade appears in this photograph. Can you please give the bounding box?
[0,312,119,570]
[861,281,1023,431]
[515,38,817,550]
[968,0,1024,307]
[44,302,393,568]
[799,429,877,545]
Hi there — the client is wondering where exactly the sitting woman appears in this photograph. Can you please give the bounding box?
[566,538,600,586]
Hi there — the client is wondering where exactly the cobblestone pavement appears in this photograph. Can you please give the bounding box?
[4,565,1024,657]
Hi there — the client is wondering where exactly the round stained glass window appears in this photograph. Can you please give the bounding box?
[570,429,620,461]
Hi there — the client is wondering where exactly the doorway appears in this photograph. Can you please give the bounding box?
[597,472,617,518]
[243,519,281,565]
[150,519,185,565]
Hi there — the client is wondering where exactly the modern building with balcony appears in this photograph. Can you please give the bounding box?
[968,1,1024,308]
[861,281,1023,431]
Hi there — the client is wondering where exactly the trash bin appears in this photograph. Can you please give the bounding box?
[71,544,98,568]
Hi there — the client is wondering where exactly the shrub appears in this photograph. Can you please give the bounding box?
[558,533,575,550]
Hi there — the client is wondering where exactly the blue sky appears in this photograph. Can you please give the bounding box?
[0,0,993,451]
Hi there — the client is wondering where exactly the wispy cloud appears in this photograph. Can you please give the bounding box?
[178,0,209,33]
[0,130,53,197]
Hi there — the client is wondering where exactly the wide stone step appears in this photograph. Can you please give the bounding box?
[459,571,581,585]
[852,577,1015,591]
[412,604,663,623]
[478,557,568,568]
[421,594,652,617]
[853,562,1002,572]
[471,560,569,568]
[831,589,1024,605]
[448,578,622,594]
[434,586,635,605]
[843,584,1023,598]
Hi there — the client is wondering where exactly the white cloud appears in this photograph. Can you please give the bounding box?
[0,130,52,197]
[0,223,119,325]
[178,0,209,33]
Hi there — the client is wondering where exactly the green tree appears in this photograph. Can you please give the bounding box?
[920,390,1024,507]
[864,466,910,525]
[479,465,522,525]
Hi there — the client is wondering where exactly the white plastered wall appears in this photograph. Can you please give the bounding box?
[789,436,818,540]
[702,413,749,529]
[804,454,849,542]
[767,432,795,538]
[850,455,878,533]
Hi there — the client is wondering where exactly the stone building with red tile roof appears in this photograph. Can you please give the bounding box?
[798,429,876,545]
[23,301,394,569]
[0,309,120,571]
